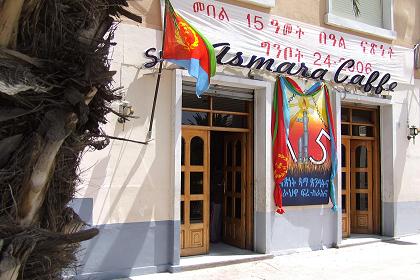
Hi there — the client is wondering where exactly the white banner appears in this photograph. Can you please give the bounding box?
[170,0,414,85]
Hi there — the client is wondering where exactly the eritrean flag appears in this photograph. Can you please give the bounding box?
[162,0,216,97]
[272,77,290,214]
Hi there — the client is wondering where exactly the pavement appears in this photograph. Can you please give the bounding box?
[127,234,420,280]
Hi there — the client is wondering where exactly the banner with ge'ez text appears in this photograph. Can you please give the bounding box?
[170,0,414,85]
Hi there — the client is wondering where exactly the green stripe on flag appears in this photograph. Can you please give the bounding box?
[199,34,216,77]
[272,80,279,145]
[186,21,216,77]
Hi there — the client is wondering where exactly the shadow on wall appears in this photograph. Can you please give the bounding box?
[394,0,420,45]
[392,86,420,236]
[393,92,415,201]
[77,71,176,278]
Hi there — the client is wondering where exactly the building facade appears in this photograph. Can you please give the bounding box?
[72,0,420,279]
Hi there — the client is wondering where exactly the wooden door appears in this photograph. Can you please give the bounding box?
[180,129,209,256]
[223,133,246,248]
[341,138,351,238]
[350,140,373,233]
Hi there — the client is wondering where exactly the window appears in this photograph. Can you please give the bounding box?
[325,0,396,40]
[236,0,275,8]
[181,82,253,130]
[332,0,382,28]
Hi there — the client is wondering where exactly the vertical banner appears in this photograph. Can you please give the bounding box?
[275,77,336,207]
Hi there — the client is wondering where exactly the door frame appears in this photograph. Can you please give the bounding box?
[180,92,255,253]
[170,70,284,265]
[340,105,381,236]
[170,71,396,263]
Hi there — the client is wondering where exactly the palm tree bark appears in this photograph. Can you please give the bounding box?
[0,1,140,279]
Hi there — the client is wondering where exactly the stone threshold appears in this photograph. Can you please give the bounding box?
[172,243,273,272]
[337,234,396,248]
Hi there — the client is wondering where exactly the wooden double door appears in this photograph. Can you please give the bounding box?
[180,128,250,256]
[223,133,247,248]
[342,139,374,236]
[341,106,380,237]
[180,129,210,256]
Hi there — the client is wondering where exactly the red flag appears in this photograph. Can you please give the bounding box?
[272,78,288,214]
[162,0,216,97]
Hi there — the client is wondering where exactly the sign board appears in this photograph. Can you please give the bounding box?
[168,0,414,85]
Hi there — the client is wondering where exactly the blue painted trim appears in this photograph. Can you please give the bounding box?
[68,198,93,225]
[71,220,180,279]
[393,201,420,236]
[71,264,170,280]
[265,207,336,252]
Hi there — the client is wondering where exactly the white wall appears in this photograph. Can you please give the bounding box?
[78,22,420,234]
[78,24,175,225]
[391,80,420,203]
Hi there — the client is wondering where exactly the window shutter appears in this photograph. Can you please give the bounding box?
[332,0,383,28]
[183,82,254,101]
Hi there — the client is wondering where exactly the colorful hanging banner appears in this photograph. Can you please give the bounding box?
[272,77,337,211]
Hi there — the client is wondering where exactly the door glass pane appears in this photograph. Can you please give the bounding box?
[356,193,368,211]
[181,172,185,195]
[213,96,247,112]
[341,172,346,190]
[181,138,185,165]
[182,93,210,109]
[182,111,209,126]
[355,146,368,168]
[235,141,242,166]
[227,197,232,217]
[341,108,350,122]
[190,200,203,223]
[356,172,368,189]
[235,198,241,219]
[227,142,233,167]
[190,172,203,194]
[341,124,350,135]
[227,171,232,192]
[352,125,373,137]
[342,195,346,213]
[181,201,184,224]
[352,109,372,123]
[235,172,241,193]
[213,114,247,128]
[341,144,346,167]
[190,136,204,165]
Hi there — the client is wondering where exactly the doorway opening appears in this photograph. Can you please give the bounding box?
[210,131,248,250]
[180,82,254,257]
[341,105,381,237]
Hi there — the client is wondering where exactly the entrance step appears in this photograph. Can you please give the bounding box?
[338,234,395,248]
[177,243,273,272]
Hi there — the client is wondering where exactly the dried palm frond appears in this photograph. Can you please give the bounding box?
[352,0,361,17]
[0,0,142,279]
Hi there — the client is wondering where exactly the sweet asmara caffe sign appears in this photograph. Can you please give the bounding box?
[144,0,414,93]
